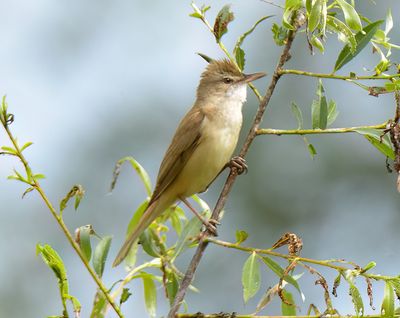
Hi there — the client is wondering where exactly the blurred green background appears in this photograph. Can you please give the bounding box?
[1,1,399,317]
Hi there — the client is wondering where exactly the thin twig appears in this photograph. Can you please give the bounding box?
[256,123,387,136]
[206,238,397,281]
[279,69,400,80]
[1,120,124,318]
[168,16,299,318]
[177,314,400,318]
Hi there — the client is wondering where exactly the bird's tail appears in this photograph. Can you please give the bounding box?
[113,195,173,267]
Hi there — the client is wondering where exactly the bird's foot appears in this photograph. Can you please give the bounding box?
[229,156,248,175]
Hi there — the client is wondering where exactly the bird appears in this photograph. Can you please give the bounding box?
[113,59,265,267]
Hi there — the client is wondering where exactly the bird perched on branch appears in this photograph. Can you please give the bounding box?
[113,59,265,267]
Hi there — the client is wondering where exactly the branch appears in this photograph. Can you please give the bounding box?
[206,238,396,281]
[0,112,124,318]
[168,13,301,318]
[279,69,400,81]
[177,314,400,318]
[256,123,387,136]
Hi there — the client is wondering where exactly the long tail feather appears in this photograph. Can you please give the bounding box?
[113,196,172,267]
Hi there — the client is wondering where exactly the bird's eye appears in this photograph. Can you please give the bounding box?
[223,77,233,84]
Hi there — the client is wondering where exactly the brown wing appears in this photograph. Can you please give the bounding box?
[149,107,204,204]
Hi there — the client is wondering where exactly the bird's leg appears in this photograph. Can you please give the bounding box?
[179,197,219,236]
[228,156,248,175]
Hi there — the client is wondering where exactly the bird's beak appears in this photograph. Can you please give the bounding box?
[242,72,266,83]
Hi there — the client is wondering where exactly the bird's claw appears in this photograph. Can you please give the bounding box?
[229,156,248,175]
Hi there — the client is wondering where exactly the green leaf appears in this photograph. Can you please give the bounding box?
[354,128,395,160]
[283,0,302,30]
[291,101,303,129]
[60,185,85,213]
[166,271,179,306]
[308,0,323,33]
[307,142,317,158]
[169,206,183,235]
[22,187,35,199]
[349,283,364,317]
[142,275,157,318]
[381,281,395,318]
[327,100,339,127]
[235,47,245,71]
[362,261,376,272]
[76,225,93,262]
[36,244,69,295]
[172,214,202,259]
[110,156,152,196]
[326,15,356,51]
[242,252,261,303]
[213,5,234,42]
[336,0,362,32]
[272,23,289,46]
[120,288,132,306]
[311,80,328,129]
[1,146,17,154]
[310,35,325,53]
[259,255,303,297]
[92,235,112,278]
[334,20,384,72]
[20,141,33,152]
[281,289,296,316]
[235,230,249,245]
[90,290,107,318]
[139,229,160,258]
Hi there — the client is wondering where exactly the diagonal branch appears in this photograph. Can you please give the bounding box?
[167,16,301,318]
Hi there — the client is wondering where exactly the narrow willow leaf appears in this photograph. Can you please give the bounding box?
[334,20,384,72]
[235,230,249,245]
[235,47,245,71]
[381,281,395,318]
[242,252,261,303]
[290,102,303,129]
[283,0,302,30]
[281,289,296,316]
[92,235,112,278]
[20,141,33,152]
[307,142,317,158]
[327,100,339,127]
[1,146,17,154]
[36,244,69,295]
[172,215,202,259]
[139,230,160,258]
[166,271,179,306]
[60,185,85,213]
[142,276,157,318]
[22,187,35,199]
[90,290,107,318]
[310,35,324,53]
[111,156,152,196]
[354,128,395,160]
[311,80,328,129]
[349,283,364,317]
[196,52,214,64]
[259,255,303,297]
[336,0,362,32]
[308,0,323,33]
[362,261,376,272]
[169,208,183,235]
[272,23,288,46]
[120,288,132,305]
[77,225,93,262]
[326,15,356,51]
[255,282,287,314]
[213,5,234,42]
